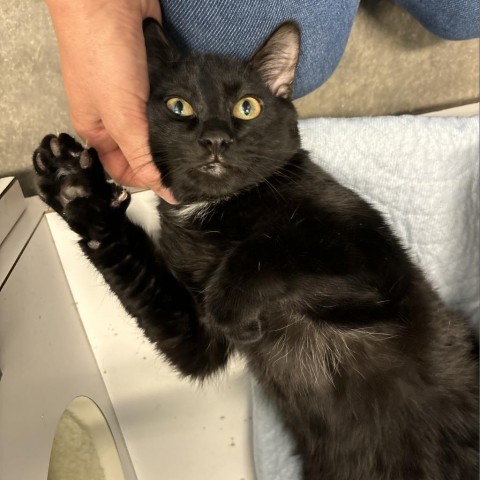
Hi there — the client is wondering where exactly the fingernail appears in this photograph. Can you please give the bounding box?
[154,187,177,204]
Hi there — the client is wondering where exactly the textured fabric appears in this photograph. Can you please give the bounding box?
[161,0,360,98]
[160,0,480,98]
[252,115,479,480]
[395,0,480,40]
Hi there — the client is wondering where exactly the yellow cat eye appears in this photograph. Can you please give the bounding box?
[166,97,195,117]
[232,97,262,120]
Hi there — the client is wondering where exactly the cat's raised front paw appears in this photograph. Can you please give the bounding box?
[33,133,130,239]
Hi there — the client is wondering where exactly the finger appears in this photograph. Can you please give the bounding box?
[152,185,177,204]
[74,124,140,184]
[75,122,177,203]
[75,120,156,186]
[101,143,159,187]
[104,109,167,188]
[101,147,177,204]
[143,0,162,22]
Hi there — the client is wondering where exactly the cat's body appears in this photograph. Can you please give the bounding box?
[33,21,478,480]
[157,153,478,480]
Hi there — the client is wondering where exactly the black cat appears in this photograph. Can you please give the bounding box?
[33,20,478,480]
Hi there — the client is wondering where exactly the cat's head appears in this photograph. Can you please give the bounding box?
[143,20,301,204]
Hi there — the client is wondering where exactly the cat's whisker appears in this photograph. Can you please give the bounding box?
[240,165,286,201]
[269,318,302,332]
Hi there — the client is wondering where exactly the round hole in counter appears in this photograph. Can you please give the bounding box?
[47,396,126,480]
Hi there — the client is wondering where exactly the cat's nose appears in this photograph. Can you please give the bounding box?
[198,128,233,153]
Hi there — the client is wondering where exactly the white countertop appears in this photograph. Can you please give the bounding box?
[46,191,256,480]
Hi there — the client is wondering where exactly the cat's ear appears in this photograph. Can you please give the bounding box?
[250,22,300,99]
[143,18,180,67]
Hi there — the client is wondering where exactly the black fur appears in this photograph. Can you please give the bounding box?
[33,21,478,480]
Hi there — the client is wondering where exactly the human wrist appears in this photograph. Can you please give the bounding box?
[45,0,161,21]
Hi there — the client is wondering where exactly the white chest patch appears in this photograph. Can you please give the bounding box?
[171,201,214,223]
[126,190,161,238]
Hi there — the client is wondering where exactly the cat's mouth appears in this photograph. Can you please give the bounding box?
[198,155,230,177]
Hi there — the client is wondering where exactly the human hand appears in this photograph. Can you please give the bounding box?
[45,0,176,202]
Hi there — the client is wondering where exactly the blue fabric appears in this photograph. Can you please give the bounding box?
[251,114,480,480]
[395,0,480,40]
[160,0,480,98]
[160,0,360,98]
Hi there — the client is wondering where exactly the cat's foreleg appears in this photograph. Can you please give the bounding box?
[33,133,231,378]
[204,234,297,343]
[205,233,384,343]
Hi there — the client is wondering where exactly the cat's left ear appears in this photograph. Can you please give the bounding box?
[250,22,300,99]
[143,18,180,68]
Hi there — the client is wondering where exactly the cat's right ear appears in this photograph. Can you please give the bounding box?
[143,18,180,69]
[250,22,300,99]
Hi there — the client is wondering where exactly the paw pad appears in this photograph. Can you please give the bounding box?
[50,137,61,157]
[87,239,101,250]
[34,152,48,173]
[111,188,129,207]
[79,150,92,169]
[59,184,89,207]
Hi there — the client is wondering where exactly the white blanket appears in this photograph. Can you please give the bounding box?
[252,115,479,480]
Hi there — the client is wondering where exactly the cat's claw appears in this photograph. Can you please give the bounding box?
[32,133,131,239]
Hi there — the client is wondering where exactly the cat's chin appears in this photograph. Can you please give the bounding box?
[167,167,245,204]
[173,189,234,205]
[198,162,229,177]
[170,174,251,205]
[169,181,230,205]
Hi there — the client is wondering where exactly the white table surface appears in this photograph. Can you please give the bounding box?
[46,191,256,480]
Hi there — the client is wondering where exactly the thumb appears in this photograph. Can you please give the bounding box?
[101,120,177,203]
[83,116,176,203]
[102,145,176,203]
[143,0,162,23]
[105,116,158,186]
